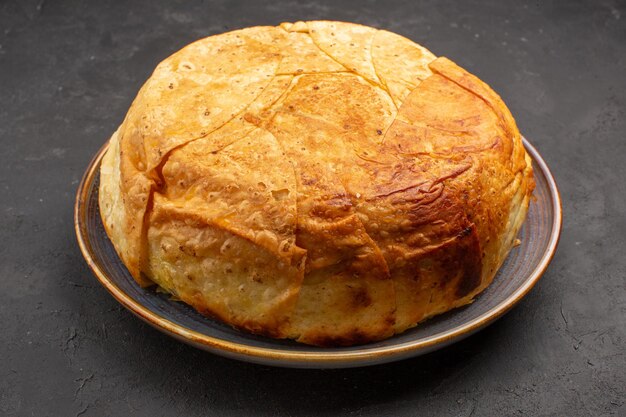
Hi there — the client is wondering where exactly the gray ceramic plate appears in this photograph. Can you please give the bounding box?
[75,137,561,368]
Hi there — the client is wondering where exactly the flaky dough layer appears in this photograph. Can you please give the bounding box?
[99,21,534,346]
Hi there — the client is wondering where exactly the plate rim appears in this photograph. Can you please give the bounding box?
[75,137,562,368]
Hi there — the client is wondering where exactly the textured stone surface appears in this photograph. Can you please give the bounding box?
[0,0,624,416]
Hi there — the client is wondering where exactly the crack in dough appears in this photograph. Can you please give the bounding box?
[371,29,436,107]
[367,31,397,111]
[304,21,395,100]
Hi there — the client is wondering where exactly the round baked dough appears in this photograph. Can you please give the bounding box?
[99,21,534,346]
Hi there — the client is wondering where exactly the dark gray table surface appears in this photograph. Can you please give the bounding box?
[1,0,624,416]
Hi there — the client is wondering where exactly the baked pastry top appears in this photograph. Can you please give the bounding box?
[99,21,534,346]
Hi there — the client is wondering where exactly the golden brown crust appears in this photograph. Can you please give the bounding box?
[99,21,534,346]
